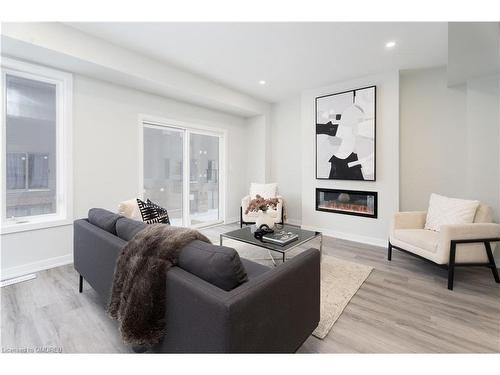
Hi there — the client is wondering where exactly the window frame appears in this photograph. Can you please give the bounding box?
[1,58,73,234]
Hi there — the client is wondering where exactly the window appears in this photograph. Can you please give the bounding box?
[141,119,224,228]
[7,152,50,191]
[1,58,72,233]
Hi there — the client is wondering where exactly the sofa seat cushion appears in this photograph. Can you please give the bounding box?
[88,208,122,235]
[393,229,440,253]
[178,240,248,291]
[115,217,147,241]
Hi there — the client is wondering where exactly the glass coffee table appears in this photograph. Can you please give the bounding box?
[220,224,322,266]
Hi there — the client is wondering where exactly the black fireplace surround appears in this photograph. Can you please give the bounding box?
[316,188,378,218]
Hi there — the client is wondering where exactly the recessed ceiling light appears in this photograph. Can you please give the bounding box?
[258,80,266,85]
[385,41,397,49]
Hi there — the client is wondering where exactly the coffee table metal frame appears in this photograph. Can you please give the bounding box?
[219,225,322,266]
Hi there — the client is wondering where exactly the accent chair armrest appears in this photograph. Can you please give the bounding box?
[390,211,427,233]
[439,223,500,242]
[241,195,251,209]
[433,223,500,265]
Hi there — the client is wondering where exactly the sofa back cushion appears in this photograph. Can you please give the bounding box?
[91,210,248,291]
[178,240,248,291]
[116,217,147,241]
[88,208,122,235]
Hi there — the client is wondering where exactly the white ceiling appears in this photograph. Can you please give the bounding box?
[67,22,448,103]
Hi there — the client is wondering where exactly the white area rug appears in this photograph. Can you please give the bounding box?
[312,255,372,339]
[221,238,373,340]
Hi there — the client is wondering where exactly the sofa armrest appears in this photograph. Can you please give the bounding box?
[157,266,232,353]
[391,211,427,233]
[158,249,320,353]
[73,219,126,302]
[224,249,320,352]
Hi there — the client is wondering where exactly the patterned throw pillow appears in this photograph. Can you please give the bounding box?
[136,198,171,224]
[424,193,479,232]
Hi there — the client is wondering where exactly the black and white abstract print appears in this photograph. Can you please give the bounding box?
[316,86,376,181]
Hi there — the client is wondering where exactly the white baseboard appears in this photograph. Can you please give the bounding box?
[0,273,37,287]
[1,253,73,281]
[225,216,239,224]
[225,216,303,227]
[286,218,302,226]
[300,225,387,248]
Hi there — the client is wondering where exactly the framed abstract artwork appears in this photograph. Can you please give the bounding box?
[315,85,376,181]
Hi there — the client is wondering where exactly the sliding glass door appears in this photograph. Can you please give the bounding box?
[143,126,184,226]
[142,121,223,227]
[189,133,220,225]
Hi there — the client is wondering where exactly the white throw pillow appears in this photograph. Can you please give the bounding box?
[249,183,277,199]
[117,198,143,220]
[424,193,480,232]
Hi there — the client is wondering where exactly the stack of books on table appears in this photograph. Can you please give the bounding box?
[262,230,299,246]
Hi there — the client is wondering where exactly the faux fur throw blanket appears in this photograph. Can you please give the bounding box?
[108,224,211,346]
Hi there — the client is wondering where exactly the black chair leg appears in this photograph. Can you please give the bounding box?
[448,243,456,290]
[79,274,83,293]
[387,242,392,261]
[240,207,243,228]
[484,242,500,283]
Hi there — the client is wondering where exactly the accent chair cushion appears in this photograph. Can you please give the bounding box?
[115,217,147,241]
[178,240,248,291]
[88,208,122,235]
[250,182,277,199]
[424,193,480,232]
[393,229,440,254]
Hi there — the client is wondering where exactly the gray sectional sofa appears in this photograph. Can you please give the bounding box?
[73,208,321,353]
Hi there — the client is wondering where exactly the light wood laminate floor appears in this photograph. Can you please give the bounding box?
[1,223,499,353]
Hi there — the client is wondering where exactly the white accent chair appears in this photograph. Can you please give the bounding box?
[389,204,500,290]
[240,183,284,228]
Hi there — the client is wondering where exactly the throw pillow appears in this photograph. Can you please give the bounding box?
[136,198,171,224]
[117,198,142,220]
[424,193,480,232]
[249,182,277,199]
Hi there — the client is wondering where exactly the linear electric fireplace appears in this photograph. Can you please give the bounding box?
[316,188,378,218]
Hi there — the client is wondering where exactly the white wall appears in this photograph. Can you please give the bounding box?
[1,74,255,279]
[400,67,468,210]
[465,75,500,220]
[448,22,500,87]
[270,96,302,224]
[245,115,267,185]
[400,67,500,221]
[72,76,250,220]
[300,72,400,247]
